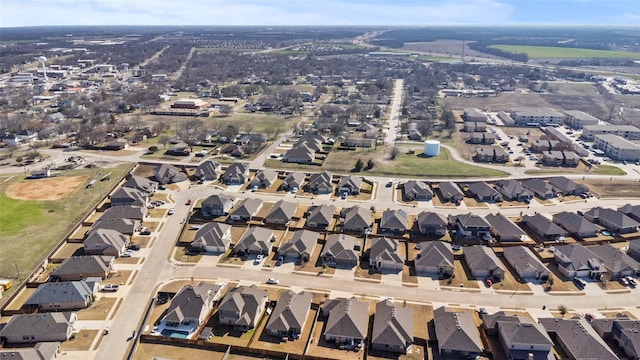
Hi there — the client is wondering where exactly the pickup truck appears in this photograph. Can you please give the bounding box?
[102,284,119,292]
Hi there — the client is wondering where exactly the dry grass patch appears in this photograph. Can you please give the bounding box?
[60,330,98,351]
[147,208,167,218]
[77,297,116,320]
[5,176,87,201]
[580,179,640,197]
[52,242,85,259]
[294,244,334,275]
[104,270,132,285]
[439,260,479,288]
[134,343,225,360]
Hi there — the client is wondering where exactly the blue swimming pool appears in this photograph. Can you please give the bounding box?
[161,329,189,339]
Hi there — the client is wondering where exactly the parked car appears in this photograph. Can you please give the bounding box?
[128,244,140,251]
[626,276,636,287]
[251,185,258,192]
[158,185,166,190]
[484,278,492,287]
[102,284,119,292]
[254,254,264,264]
[168,208,175,215]
[185,199,192,205]
[139,229,151,235]
[266,278,279,284]
[619,277,630,286]
[585,313,596,322]
[291,186,298,194]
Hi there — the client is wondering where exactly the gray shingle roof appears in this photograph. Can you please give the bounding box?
[416,212,447,232]
[322,234,359,265]
[100,206,145,221]
[415,241,453,269]
[191,222,232,249]
[230,198,263,218]
[369,237,404,267]
[233,227,274,255]
[588,243,640,274]
[322,297,369,340]
[485,213,526,241]
[0,312,76,340]
[283,172,305,189]
[195,160,221,180]
[25,280,95,308]
[463,245,505,274]
[278,230,318,257]
[552,212,599,236]
[371,299,413,349]
[154,164,188,184]
[342,206,372,231]
[264,200,296,223]
[539,318,618,360]
[586,207,640,230]
[83,228,129,255]
[52,256,113,278]
[523,214,567,238]
[123,175,157,193]
[380,209,408,231]
[502,246,548,278]
[162,282,221,324]
[89,218,140,235]
[403,180,433,199]
[265,290,312,334]
[0,342,60,359]
[467,182,500,200]
[437,181,464,199]
[218,285,268,328]
[306,205,335,227]
[433,307,483,354]
[547,176,588,194]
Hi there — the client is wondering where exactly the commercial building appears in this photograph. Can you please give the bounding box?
[582,125,640,141]
[564,110,600,129]
[511,107,565,126]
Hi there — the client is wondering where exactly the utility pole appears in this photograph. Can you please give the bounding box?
[15,263,22,283]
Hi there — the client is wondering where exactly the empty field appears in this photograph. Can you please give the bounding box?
[489,45,640,59]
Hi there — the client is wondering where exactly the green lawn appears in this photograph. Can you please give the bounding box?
[593,165,627,176]
[210,112,298,136]
[489,45,640,59]
[0,163,133,292]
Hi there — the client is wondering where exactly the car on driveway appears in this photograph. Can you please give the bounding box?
[254,254,264,264]
[139,229,151,235]
[484,278,492,287]
[102,284,119,292]
[168,208,175,215]
[266,278,279,284]
[585,313,596,322]
[185,199,192,205]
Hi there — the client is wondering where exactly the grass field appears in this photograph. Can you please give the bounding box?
[0,163,133,290]
[322,147,508,178]
[489,45,640,59]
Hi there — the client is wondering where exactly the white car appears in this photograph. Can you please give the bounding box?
[266,278,279,284]
[254,254,264,264]
[168,208,175,215]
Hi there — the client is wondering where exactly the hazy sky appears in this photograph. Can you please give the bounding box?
[2,0,639,27]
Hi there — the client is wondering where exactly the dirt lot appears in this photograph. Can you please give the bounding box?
[580,179,640,198]
[134,343,225,360]
[5,175,87,200]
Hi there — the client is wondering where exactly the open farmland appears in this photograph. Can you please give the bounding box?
[404,40,497,58]
[489,45,640,59]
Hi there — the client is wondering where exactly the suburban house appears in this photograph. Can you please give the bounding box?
[538,318,618,360]
[588,244,640,279]
[280,172,305,191]
[265,291,312,338]
[415,212,448,237]
[109,187,148,207]
[337,175,363,195]
[195,160,222,181]
[221,163,250,185]
[51,255,114,281]
[437,181,464,203]
[379,209,408,233]
[494,180,533,202]
[553,243,606,279]
[307,171,334,194]
[122,175,157,194]
[100,206,146,221]
[450,214,491,239]
[521,179,556,199]
[485,213,526,242]
[190,222,232,253]
[154,164,188,184]
[277,230,317,262]
[552,212,599,238]
[263,200,297,226]
[0,343,59,359]
[584,207,640,234]
[464,245,505,281]
[305,205,335,229]
[89,218,140,236]
[283,143,315,164]
[414,241,454,277]
[25,279,99,311]
[321,297,369,346]
[321,234,360,268]
[229,198,263,222]
[157,282,222,338]
[502,246,550,280]
[371,299,413,353]
[402,180,433,201]
[166,142,191,156]
[433,307,484,359]
[0,312,77,344]
[610,319,640,359]
[341,206,372,233]
[250,169,278,189]
[466,182,502,202]
[201,194,235,216]
[482,313,553,360]
[548,176,589,196]
[83,228,130,256]
[522,214,568,241]
[619,203,640,222]
[232,227,275,256]
[218,285,268,331]
[368,237,404,272]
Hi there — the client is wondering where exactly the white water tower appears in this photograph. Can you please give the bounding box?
[423,140,440,156]
[37,56,48,82]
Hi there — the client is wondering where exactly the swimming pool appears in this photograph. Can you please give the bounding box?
[160,329,190,339]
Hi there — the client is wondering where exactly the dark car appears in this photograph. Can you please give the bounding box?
[139,229,151,235]
[128,244,140,251]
